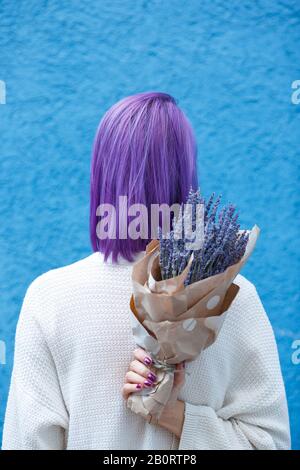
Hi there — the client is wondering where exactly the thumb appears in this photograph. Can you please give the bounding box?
[173,362,185,388]
[167,362,186,406]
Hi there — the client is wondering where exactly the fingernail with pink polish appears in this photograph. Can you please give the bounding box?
[148,372,157,382]
[144,380,154,387]
[143,356,152,366]
[136,384,142,390]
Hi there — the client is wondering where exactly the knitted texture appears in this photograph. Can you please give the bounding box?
[2,253,290,450]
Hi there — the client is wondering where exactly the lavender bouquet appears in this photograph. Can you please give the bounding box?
[127,189,260,422]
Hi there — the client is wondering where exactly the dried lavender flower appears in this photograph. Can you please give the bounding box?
[158,189,249,285]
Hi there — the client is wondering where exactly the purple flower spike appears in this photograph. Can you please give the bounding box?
[158,189,249,286]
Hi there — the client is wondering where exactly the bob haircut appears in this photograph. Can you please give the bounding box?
[90,91,198,263]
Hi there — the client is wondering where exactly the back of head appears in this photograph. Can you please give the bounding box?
[90,91,198,262]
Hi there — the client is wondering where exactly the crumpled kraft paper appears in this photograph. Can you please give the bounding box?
[127,225,260,421]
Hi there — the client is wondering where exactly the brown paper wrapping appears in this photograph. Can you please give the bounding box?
[127,225,260,421]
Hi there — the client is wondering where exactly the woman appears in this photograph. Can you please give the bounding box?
[2,92,290,450]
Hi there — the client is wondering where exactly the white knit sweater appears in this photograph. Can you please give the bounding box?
[2,252,291,450]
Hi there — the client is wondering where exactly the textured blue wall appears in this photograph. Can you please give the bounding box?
[0,0,299,449]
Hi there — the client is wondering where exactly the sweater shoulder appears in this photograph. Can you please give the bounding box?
[26,251,122,300]
[233,272,256,293]
[232,273,265,317]
[23,252,133,325]
[29,252,133,292]
[22,253,106,322]
[29,252,99,289]
[223,273,276,351]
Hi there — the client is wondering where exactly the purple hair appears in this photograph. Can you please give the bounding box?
[90,91,198,263]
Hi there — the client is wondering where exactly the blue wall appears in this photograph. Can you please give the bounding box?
[0,0,299,449]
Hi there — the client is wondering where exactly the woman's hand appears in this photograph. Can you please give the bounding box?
[122,348,158,400]
[123,348,186,439]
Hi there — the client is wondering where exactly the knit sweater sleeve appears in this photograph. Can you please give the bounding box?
[2,277,69,450]
[179,284,291,450]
